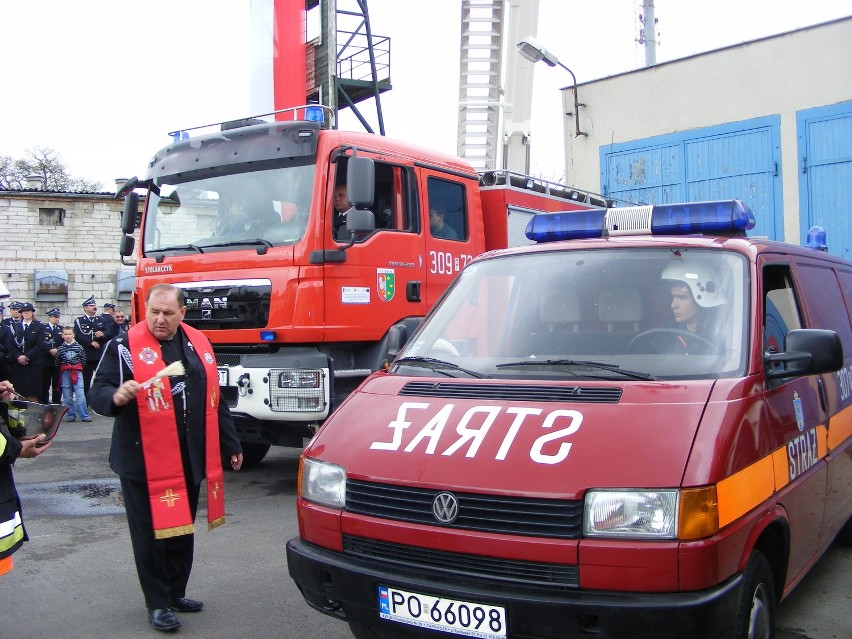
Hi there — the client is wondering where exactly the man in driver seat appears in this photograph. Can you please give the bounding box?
[660,260,727,352]
[213,193,279,236]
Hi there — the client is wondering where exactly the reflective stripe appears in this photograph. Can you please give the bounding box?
[714,405,851,529]
[0,511,24,553]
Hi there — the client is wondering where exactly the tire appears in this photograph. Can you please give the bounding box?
[239,441,271,468]
[734,550,776,639]
[837,515,852,546]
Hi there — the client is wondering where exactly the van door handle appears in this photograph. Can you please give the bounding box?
[406,281,421,303]
[817,377,828,414]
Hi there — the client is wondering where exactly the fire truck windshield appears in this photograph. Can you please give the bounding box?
[142,163,315,254]
[395,248,749,381]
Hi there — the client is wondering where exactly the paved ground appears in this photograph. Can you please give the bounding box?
[1,411,849,638]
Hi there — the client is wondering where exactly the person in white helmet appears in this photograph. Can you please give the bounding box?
[659,259,727,352]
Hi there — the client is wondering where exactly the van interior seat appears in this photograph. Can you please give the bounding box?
[597,288,643,353]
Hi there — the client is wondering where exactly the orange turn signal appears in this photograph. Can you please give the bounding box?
[679,486,719,540]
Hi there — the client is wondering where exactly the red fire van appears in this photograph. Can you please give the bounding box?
[287,200,852,639]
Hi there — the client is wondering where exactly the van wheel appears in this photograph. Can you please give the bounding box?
[348,622,383,639]
[838,515,852,545]
[734,551,775,639]
[239,442,271,468]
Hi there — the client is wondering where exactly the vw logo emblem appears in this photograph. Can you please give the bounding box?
[432,492,459,524]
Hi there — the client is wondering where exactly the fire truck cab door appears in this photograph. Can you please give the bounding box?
[322,158,426,343]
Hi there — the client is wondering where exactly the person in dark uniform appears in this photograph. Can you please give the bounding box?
[1,301,22,329]
[89,284,243,633]
[113,309,130,334]
[41,308,63,404]
[73,296,107,395]
[5,302,47,402]
[101,302,119,342]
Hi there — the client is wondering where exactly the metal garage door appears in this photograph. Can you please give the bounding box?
[797,102,852,259]
[602,117,782,239]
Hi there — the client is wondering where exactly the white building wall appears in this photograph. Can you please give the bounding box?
[0,191,137,322]
[561,17,852,244]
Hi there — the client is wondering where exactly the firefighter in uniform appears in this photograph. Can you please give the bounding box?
[42,308,64,404]
[5,302,48,402]
[73,296,107,395]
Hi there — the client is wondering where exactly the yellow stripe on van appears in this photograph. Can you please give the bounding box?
[828,404,852,450]
[716,456,776,528]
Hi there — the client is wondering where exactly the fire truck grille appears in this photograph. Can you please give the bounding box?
[400,381,622,403]
[343,535,579,590]
[346,480,583,539]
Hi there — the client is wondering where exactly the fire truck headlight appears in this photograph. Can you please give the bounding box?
[584,490,678,539]
[300,457,346,509]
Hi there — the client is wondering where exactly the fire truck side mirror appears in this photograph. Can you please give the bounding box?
[119,234,135,257]
[347,156,375,208]
[122,192,139,235]
[764,329,842,379]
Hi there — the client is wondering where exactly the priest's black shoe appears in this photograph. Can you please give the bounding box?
[170,597,204,613]
[148,608,181,632]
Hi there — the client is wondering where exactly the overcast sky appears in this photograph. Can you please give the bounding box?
[1,0,848,191]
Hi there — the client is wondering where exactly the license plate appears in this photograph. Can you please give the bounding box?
[378,585,506,638]
[218,367,229,386]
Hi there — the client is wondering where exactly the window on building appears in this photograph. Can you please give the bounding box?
[39,208,65,225]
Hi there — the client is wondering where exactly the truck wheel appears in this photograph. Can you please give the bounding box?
[734,550,775,639]
[240,442,271,468]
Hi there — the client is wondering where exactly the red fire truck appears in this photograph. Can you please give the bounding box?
[116,107,606,465]
[286,200,852,638]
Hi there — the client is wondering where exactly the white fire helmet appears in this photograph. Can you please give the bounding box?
[661,260,726,308]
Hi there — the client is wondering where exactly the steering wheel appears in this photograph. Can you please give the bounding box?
[627,328,717,355]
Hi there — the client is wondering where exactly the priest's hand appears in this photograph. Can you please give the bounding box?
[113,380,142,407]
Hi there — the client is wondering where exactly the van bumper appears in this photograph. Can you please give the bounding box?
[286,537,744,639]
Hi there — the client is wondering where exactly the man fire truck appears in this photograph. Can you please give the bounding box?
[116,106,606,465]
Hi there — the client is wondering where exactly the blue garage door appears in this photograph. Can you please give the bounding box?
[602,117,782,239]
[797,102,852,259]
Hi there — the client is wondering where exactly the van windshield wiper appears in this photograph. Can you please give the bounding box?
[496,358,657,381]
[394,356,489,379]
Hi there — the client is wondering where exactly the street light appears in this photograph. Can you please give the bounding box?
[517,36,587,137]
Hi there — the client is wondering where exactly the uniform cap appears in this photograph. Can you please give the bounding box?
[47,307,62,317]
[82,296,97,307]
[19,302,35,312]
[9,301,22,310]
[104,303,116,309]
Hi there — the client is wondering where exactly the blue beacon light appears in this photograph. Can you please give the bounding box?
[526,199,756,243]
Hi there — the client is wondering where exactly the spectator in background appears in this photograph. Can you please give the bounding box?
[56,327,90,422]
[102,303,119,341]
[41,308,63,404]
[113,309,130,334]
[73,296,107,395]
[1,301,22,329]
[4,303,47,402]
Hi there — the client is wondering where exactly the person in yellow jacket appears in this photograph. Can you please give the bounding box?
[0,380,51,576]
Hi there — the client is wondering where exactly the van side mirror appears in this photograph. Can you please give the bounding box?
[122,192,140,234]
[765,329,842,379]
[346,156,375,208]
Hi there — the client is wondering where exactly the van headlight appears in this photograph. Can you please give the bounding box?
[300,457,346,509]
[584,489,678,539]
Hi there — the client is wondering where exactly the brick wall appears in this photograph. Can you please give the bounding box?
[0,190,139,324]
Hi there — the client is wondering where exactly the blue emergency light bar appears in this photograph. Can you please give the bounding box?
[526,199,756,243]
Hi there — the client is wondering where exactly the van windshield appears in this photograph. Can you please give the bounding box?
[396,248,749,381]
[142,162,315,255]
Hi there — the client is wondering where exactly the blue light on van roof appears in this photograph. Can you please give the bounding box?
[526,199,755,243]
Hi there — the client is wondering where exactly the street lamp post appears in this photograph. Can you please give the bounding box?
[517,36,587,137]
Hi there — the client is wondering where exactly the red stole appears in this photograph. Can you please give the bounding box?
[128,322,226,539]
